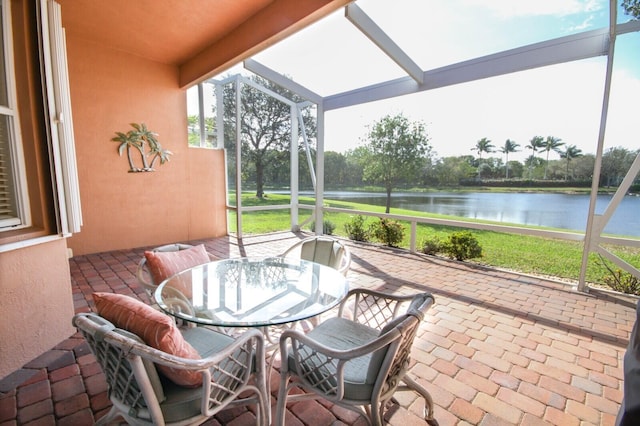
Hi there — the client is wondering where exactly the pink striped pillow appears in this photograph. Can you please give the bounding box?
[145,244,210,289]
[93,292,202,387]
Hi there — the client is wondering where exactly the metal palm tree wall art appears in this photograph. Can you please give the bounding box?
[111,123,173,172]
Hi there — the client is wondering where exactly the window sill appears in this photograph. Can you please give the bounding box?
[0,228,64,253]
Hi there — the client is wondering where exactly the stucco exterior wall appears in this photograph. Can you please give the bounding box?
[64,37,227,256]
[0,238,75,379]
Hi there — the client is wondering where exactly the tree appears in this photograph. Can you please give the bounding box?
[324,151,348,188]
[573,154,595,180]
[559,145,583,181]
[542,136,564,179]
[430,156,475,186]
[472,137,494,178]
[223,75,316,198]
[601,147,637,186]
[187,115,215,147]
[525,136,544,179]
[500,139,520,178]
[361,113,432,213]
[506,160,524,179]
[344,147,368,187]
[622,0,640,17]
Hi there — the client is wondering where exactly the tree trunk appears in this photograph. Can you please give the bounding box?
[134,144,149,170]
[255,158,265,198]
[505,154,509,179]
[385,185,392,214]
[544,151,550,179]
[126,146,136,171]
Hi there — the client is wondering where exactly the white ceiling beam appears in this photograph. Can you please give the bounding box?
[345,3,424,84]
[324,20,640,111]
[244,59,323,105]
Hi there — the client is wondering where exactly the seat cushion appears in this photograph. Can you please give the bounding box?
[159,327,237,423]
[145,244,210,289]
[291,317,382,401]
[93,292,203,387]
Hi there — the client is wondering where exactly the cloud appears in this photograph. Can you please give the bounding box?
[215,0,639,164]
[568,15,596,31]
[464,0,603,19]
[325,58,640,162]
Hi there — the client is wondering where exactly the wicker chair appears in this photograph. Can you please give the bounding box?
[136,243,216,299]
[276,289,438,426]
[73,312,268,426]
[280,236,351,276]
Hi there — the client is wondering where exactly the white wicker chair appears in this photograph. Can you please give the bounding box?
[280,236,351,276]
[276,289,438,426]
[136,243,216,299]
[73,312,268,426]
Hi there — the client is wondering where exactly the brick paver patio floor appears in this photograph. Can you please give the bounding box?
[0,232,637,425]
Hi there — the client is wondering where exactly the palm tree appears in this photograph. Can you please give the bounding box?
[472,137,494,178]
[500,139,520,178]
[112,123,172,172]
[525,136,544,179]
[112,130,144,172]
[542,136,564,179]
[559,144,583,181]
[129,122,160,171]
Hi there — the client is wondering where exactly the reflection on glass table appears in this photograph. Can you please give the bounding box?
[154,257,349,328]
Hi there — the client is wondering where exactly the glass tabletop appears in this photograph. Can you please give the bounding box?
[154,257,349,327]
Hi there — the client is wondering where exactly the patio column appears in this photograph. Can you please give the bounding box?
[578,0,616,292]
[315,104,325,235]
[235,78,243,237]
[291,104,299,231]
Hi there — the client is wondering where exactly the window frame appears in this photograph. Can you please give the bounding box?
[0,0,30,232]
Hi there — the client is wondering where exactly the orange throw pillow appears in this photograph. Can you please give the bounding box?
[145,244,210,286]
[93,292,202,387]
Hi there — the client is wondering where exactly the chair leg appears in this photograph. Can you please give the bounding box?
[369,401,384,426]
[402,375,439,426]
[94,406,123,426]
[253,373,270,426]
[275,374,290,426]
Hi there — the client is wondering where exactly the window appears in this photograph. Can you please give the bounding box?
[187,83,217,148]
[0,0,30,231]
[0,0,81,248]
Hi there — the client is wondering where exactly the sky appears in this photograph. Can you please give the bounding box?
[210,0,640,163]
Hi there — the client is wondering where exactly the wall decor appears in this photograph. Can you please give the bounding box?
[111,123,172,172]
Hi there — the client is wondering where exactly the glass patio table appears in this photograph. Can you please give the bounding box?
[154,257,349,329]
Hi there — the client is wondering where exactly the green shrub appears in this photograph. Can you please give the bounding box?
[602,269,640,295]
[442,231,482,261]
[599,257,640,295]
[421,236,443,256]
[344,215,370,242]
[309,220,336,235]
[370,218,404,247]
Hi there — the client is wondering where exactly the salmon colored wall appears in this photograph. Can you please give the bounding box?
[64,37,227,256]
[0,238,75,379]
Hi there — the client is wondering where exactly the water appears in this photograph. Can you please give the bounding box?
[312,191,640,237]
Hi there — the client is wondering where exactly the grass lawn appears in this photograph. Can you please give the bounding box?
[228,192,640,287]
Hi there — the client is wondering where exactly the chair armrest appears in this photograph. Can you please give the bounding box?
[337,288,417,329]
[75,313,262,367]
[136,258,155,292]
[281,328,397,360]
[280,327,399,399]
[336,245,351,276]
[129,328,264,371]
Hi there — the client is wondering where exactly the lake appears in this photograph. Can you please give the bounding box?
[313,191,640,237]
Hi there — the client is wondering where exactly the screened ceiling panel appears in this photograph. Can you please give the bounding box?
[251,8,407,97]
[246,0,632,97]
[208,0,639,164]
